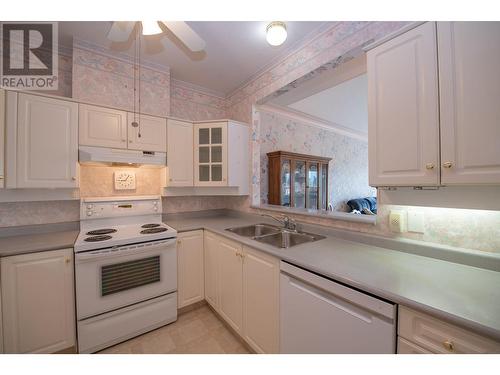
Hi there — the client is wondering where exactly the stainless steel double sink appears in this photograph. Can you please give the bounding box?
[225,223,325,249]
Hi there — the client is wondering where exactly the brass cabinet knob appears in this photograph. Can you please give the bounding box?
[65,258,71,264]
[71,177,76,181]
[443,340,455,352]
[425,163,435,170]
[442,161,453,169]
[177,240,182,245]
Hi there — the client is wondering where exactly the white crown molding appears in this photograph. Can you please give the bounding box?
[73,38,171,74]
[256,103,368,142]
[226,22,340,99]
[171,78,225,99]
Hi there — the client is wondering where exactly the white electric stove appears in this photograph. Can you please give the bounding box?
[74,196,178,353]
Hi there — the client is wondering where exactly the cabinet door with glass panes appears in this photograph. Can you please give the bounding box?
[194,122,228,186]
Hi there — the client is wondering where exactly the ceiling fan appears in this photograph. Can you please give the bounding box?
[107,21,206,52]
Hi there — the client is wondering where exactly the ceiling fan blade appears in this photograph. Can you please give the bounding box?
[107,21,136,42]
[161,21,206,52]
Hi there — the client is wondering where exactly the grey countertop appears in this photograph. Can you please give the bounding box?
[164,212,500,342]
[0,222,79,257]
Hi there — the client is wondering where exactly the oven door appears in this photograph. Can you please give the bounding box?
[75,238,177,320]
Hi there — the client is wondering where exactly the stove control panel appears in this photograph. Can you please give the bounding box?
[81,196,162,220]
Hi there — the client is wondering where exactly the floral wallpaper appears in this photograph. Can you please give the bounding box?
[72,45,170,117]
[258,110,376,211]
[223,21,409,210]
[170,79,226,121]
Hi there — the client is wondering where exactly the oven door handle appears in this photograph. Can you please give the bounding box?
[75,238,177,262]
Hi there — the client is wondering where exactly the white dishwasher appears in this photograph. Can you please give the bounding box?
[280,262,396,353]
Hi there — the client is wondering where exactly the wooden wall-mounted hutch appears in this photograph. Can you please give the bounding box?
[267,151,331,210]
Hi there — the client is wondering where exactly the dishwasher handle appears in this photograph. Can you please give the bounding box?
[280,261,396,320]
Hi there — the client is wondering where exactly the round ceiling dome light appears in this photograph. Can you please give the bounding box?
[266,21,287,46]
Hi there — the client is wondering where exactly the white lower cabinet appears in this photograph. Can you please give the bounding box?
[0,274,3,353]
[217,237,244,334]
[397,337,431,354]
[398,306,500,354]
[0,248,76,353]
[203,231,279,353]
[177,230,204,308]
[242,245,279,354]
[204,230,219,309]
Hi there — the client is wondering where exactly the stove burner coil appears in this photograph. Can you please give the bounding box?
[86,229,117,235]
[141,224,161,229]
[140,227,168,234]
[84,235,113,242]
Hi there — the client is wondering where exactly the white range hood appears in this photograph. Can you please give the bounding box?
[79,146,166,167]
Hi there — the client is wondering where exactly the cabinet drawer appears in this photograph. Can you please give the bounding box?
[398,306,500,354]
[397,337,431,354]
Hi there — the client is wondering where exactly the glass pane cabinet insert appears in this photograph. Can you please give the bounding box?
[194,123,227,186]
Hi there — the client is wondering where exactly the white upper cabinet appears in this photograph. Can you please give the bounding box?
[79,104,166,152]
[437,22,500,185]
[127,112,167,152]
[193,120,249,191]
[368,22,440,186]
[166,119,194,187]
[10,93,78,188]
[194,122,228,186]
[79,104,128,149]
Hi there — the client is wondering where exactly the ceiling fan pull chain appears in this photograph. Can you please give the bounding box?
[138,34,142,138]
[130,24,141,135]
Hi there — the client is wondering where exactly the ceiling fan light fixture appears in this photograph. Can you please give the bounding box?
[266,21,287,46]
[141,21,162,36]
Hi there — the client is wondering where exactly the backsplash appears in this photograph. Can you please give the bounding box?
[258,109,376,211]
[0,201,79,227]
[162,196,247,214]
[377,205,500,253]
[79,165,162,198]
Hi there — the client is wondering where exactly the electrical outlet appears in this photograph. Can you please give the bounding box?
[389,210,407,233]
[408,210,425,233]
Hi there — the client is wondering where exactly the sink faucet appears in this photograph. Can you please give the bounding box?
[261,213,298,231]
